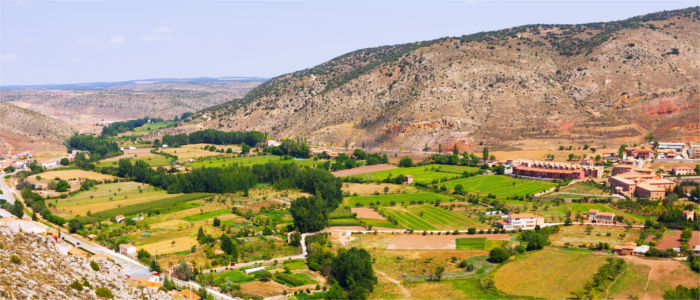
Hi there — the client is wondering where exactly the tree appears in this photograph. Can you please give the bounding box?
[162,277,176,290]
[174,260,194,280]
[454,184,465,195]
[398,157,413,167]
[438,144,442,153]
[289,232,301,246]
[520,230,549,250]
[663,285,698,300]
[488,247,510,263]
[681,227,693,242]
[197,227,206,244]
[3,166,15,173]
[331,248,377,295]
[290,196,328,233]
[241,144,251,154]
[137,249,152,264]
[453,144,459,156]
[60,158,70,166]
[149,258,162,273]
[220,234,238,261]
[493,165,505,175]
[483,147,489,161]
[325,284,345,300]
[213,217,221,227]
[433,266,445,281]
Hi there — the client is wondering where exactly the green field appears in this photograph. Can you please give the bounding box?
[282,259,307,271]
[493,248,608,299]
[349,165,462,184]
[55,182,179,217]
[379,205,487,230]
[343,192,451,207]
[181,209,230,222]
[360,218,401,229]
[328,218,363,226]
[188,155,318,168]
[441,175,555,198]
[92,193,210,220]
[274,272,317,287]
[97,155,173,168]
[212,269,255,284]
[426,165,482,174]
[456,237,508,250]
[132,121,174,133]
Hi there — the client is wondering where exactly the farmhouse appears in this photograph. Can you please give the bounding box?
[683,210,694,221]
[115,215,125,223]
[266,139,282,147]
[588,209,615,225]
[671,166,695,176]
[119,244,137,258]
[404,175,414,185]
[611,165,653,176]
[497,213,544,230]
[694,245,700,256]
[613,242,637,256]
[688,145,700,159]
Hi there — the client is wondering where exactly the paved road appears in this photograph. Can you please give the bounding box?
[0,172,16,205]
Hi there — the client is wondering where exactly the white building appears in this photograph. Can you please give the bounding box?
[119,244,137,258]
[655,142,685,150]
[266,140,281,147]
[243,266,265,274]
[497,213,544,230]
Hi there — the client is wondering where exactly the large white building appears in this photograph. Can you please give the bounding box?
[497,213,544,230]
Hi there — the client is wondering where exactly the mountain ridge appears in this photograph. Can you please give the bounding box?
[159,7,699,151]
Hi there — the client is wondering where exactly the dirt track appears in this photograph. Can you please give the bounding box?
[331,164,396,177]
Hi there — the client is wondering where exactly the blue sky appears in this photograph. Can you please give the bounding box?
[1,0,696,86]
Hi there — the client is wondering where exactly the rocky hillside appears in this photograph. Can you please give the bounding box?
[0,80,263,125]
[0,102,75,153]
[175,7,699,151]
[0,227,170,299]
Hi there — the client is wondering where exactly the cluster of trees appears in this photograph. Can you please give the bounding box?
[101,117,163,136]
[664,285,699,300]
[351,149,389,165]
[48,179,70,192]
[160,129,265,148]
[263,138,310,158]
[322,151,388,171]
[1,198,24,218]
[22,187,66,226]
[655,208,699,230]
[66,135,122,160]
[305,234,376,299]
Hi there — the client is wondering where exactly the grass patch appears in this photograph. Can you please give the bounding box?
[282,259,306,271]
[361,218,401,229]
[188,155,318,168]
[181,209,230,222]
[343,192,450,207]
[328,218,363,226]
[212,269,255,284]
[92,193,209,220]
[379,205,487,230]
[349,165,462,184]
[493,248,608,299]
[441,175,555,198]
[274,272,317,287]
[456,238,487,250]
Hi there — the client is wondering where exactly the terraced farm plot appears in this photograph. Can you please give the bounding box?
[361,218,401,229]
[426,165,482,174]
[212,269,255,284]
[91,193,209,220]
[188,155,318,168]
[343,192,451,207]
[349,166,462,184]
[55,182,175,217]
[378,205,487,230]
[500,201,648,224]
[493,248,608,299]
[456,237,508,250]
[441,175,555,198]
[27,169,114,185]
[97,154,173,168]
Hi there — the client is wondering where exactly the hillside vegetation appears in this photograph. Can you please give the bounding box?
[0,102,75,153]
[174,7,699,151]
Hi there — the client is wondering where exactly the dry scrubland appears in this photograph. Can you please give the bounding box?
[28,169,114,185]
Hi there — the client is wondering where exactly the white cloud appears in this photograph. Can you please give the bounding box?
[77,38,101,46]
[141,26,175,42]
[1,53,18,62]
[108,35,126,45]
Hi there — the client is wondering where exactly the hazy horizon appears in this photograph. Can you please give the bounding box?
[1,0,697,86]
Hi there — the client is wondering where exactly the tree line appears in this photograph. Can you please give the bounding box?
[101,117,164,136]
[160,129,265,148]
[66,135,122,161]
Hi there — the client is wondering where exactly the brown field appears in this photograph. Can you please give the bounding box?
[342,182,417,196]
[549,225,641,247]
[101,148,158,161]
[656,230,700,250]
[138,236,198,254]
[388,234,510,250]
[618,256,700,299]
[372,249,488,280]
[351,207,385,219]
[240,280,289,297]
[160,143,240,160]
[331,164,396,177]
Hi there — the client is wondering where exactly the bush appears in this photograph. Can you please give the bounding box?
[10,255,21,264]
[488,247,510,263]
[95,287,114,298]
[70,280,83,291]
[90,260,100,271]
[253,270,273,282]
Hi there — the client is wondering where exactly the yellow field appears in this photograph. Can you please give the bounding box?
[160,143,240,160]
[342,182,418,196]
[54,181,175,217]
[138,236,198,254]
[549,225,641,247]
[101,148,158,161]
[493,248,608,299]
[28,169,114,185]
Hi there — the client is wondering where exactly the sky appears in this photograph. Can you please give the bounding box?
[1,0,697,86]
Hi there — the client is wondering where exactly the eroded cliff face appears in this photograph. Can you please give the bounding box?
[169,8,699,151]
